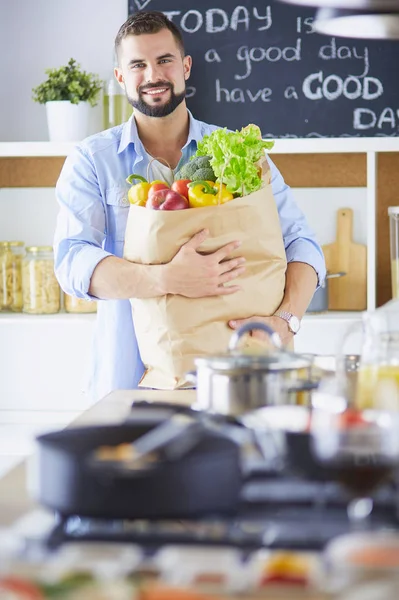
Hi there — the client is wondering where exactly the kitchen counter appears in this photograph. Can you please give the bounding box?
[0,389,194,528]
[0,389,327,599]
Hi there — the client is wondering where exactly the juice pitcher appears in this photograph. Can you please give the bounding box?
[341,300,399,410]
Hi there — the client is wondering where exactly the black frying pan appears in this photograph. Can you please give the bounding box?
[35,416,242,520]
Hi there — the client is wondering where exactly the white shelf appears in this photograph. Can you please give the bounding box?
[0,311,359,323]
[0,312,96,323]
[0,142,76,157]
[272,137,399,154]
[1,138,399,158]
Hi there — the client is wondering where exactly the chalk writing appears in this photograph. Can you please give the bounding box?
[128,0,399,137]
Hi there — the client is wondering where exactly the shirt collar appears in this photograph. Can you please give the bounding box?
[117,109,203,155]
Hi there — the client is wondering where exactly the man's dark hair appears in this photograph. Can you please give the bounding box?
[115,11,185,59]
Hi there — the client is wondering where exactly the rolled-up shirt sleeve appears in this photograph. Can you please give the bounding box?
[267,156,326,287]
[54,145,113,300]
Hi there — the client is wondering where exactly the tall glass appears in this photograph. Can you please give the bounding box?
[311,406,399,529]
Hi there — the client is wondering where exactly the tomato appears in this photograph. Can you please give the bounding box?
[171,179,191,200]
[0,577,44,599]
[148,181,169,199]
[338,409,366,429]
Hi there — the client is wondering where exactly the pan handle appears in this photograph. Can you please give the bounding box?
[87,415,205,475]
[228,321,282,351]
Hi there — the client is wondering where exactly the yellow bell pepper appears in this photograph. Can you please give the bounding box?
[126,173,151,206]
[188,180,234,208]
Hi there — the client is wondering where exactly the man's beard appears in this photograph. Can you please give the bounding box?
[127,82,186,118]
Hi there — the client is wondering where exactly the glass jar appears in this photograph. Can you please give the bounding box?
[64,293,97,314]
[22,246,60,314]
[0,241,24,312]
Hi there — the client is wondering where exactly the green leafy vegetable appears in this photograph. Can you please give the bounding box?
[194,124,274,196]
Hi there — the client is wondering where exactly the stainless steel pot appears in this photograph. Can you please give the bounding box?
[307,271,346,313]
[186,322,316,417]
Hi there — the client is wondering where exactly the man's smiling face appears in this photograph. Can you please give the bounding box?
[116,28,192,118]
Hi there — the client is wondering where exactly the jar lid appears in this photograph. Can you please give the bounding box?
[26,245,54,253]
[195,349,311,372]
[8,241,24,247]
[388,206,399,215]
[0,241,10,247]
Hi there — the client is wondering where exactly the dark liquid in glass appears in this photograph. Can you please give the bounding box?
[322,459,396,496]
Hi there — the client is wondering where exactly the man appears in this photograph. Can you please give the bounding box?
[54,11,326,401]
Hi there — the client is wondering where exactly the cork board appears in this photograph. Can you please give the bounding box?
[0,154,367,189]
[377,153,399,307]
[272,154,367,188]
[0,157,66,188]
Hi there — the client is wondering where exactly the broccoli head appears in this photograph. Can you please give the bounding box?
[191,167,217,182]
[175,155,214,181]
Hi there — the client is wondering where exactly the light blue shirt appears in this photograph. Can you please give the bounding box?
[54,112,326,401]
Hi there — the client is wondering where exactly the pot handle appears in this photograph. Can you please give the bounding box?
[185,371,197,385]
[286,380,319,393]
[228,321,282,351]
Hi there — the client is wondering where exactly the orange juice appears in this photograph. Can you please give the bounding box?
[356,365,399,410]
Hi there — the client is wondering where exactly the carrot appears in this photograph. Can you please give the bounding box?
[139,583,224,600]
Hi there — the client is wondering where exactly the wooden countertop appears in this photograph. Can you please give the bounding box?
[0,389,326,599]
[0,389,196,528]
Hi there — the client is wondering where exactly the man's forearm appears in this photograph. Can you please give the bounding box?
[277,261,318,319]
[89,256,168,300]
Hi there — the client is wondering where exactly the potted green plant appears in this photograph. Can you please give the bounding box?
[32,58,103,142]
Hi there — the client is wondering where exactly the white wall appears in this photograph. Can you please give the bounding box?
[0,0,128,141]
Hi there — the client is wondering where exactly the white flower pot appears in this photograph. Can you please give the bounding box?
[45,101,90,142]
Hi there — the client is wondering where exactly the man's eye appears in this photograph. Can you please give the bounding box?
[159,59,171,64]
[132,63,145,69]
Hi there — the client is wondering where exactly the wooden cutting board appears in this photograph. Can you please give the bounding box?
[322,208,367,310]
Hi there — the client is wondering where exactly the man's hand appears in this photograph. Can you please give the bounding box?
[228,316,293,347]
[165,229,246,298]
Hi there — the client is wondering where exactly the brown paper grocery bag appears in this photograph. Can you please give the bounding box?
[123,162,287,389]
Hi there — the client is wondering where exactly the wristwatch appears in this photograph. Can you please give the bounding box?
[274,310,301,334]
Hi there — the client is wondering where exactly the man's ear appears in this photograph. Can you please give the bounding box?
[183,55,192,80]
[114,67,125,90]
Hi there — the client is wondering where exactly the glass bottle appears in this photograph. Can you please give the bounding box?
[64,293,97,314]
[22,246,60,314]
[0,241,24,312]
[339,300,399,410]
[103,58,132,129]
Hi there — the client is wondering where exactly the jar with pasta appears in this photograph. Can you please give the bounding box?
[64,293,97,314]
[22,246,60,314]
[0,241,24,312]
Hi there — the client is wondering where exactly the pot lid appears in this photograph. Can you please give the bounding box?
[194,348,311,372]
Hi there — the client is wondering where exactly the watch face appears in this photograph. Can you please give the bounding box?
[289,315,300,334]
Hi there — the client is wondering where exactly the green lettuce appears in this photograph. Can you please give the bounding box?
[194,125,274,196]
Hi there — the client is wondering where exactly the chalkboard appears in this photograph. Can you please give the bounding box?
[128,0,399,138]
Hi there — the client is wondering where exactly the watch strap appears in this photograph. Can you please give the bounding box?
[274,310,301,334]
[274,310,293,322]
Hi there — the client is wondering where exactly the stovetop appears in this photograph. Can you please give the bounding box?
[44,476,399,552]
[33,401,399,554]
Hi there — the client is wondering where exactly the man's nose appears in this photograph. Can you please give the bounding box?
[145,63,163,82]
